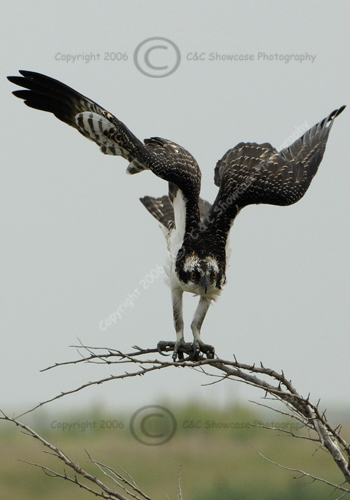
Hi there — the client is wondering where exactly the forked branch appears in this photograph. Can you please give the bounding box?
[2,343,350,497]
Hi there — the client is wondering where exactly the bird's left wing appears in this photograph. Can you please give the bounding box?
[204,106,345,238]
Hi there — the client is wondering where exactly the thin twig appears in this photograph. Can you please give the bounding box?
[250,445,350,494]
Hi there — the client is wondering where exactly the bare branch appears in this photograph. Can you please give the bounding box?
[3,342,350,496]
[1,411,153,500]
[251,446,350,495]
[87,453,153,500]
[18,460,112,499]
[177,467,183,500]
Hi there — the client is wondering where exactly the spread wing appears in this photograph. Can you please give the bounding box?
[205,106,345,238]
[7,70,146,165]
[8,70,202,232]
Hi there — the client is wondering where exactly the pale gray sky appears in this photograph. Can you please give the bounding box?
[1,1,349,417]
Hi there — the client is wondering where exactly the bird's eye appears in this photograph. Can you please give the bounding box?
[212,271,217,280]
[191,271,197,280]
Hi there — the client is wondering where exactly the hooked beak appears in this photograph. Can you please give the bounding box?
[200,276,210,294]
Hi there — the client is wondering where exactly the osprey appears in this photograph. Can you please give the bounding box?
[8,71,345,361]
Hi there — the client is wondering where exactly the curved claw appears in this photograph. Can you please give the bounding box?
[157,341,175,357]
[158,350,171,357]
[157,343,171,357]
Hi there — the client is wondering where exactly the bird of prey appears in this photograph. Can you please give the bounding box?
[8,70,345,361]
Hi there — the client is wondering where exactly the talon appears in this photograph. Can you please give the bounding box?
[157,341,174,357]
[157,339,214,361]
[172,343,179,362]
[173,339,189,361]
[158,349,171,357]
[207,349,215,359]
[192,340,215,360]
[157,340,189,361]
[189,341,200,361]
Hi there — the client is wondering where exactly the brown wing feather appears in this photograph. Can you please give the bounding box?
[207,107,345,237]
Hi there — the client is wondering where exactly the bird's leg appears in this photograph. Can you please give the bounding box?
[171,288,187,360]
[191,296,215,359]
[157,288,190,360]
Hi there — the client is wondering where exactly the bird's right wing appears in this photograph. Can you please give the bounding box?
[8,70,147,166]
[8,70,202,233]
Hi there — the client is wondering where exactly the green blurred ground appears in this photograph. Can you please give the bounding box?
[0,403,348,499]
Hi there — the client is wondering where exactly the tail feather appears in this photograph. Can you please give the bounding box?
[140,196,174,230]
[140,195,212,230]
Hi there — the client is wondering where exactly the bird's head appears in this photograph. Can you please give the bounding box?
[177,253,226,298]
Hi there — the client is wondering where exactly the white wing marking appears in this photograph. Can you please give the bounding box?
[75,112,124,156]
